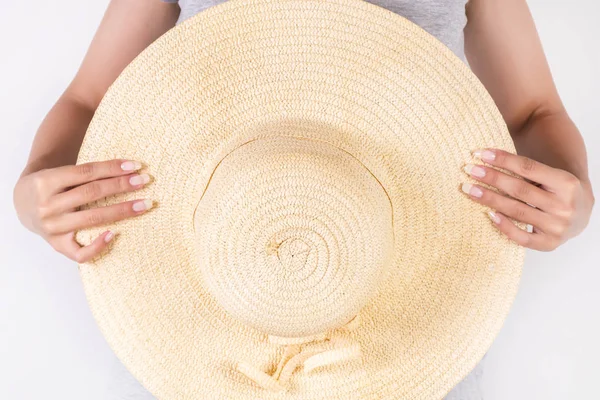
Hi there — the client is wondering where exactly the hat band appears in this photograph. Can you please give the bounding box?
[235,314,362,391]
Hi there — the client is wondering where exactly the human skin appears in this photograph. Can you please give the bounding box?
[13,0,594,261]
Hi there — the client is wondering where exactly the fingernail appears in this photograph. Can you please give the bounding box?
[488,211,501,224]
[461,183,483,198]
[121,161,142,171]
[132,199,153,212]
[129,173,150,186]
[473,149,496,162]
[104,231,114,243]
[464,164,486,178]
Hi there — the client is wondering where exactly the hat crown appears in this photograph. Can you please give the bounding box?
[194,136,394,337]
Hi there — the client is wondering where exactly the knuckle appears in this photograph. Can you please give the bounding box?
[83,182,103,200]
[485,170,500,187]
[119,176,132,191]
[481,190,498,207]
[558,215,571,230]
[31,174,47,193]
[519,157,537,174]
[513,232,531,247]
[564,174,580,191]
[513,205,528,222]
[548,219,568,238]
[493,150,508,165]
[556,209,573,224]
[555,219,572,238]
[39,219,56,234]
[73,251,87,263]
[553,198,575,218]
[555,231,568,245]
[561,198,577,215]
[117,203,133,220]
[86,212,104,227]
[36,205,53,220]
[512,180,531,199]
[76,163,96,179]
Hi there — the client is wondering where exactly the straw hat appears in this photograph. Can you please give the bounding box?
[75,0,525,398]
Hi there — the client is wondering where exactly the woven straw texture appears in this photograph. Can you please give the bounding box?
[75,0,525,398]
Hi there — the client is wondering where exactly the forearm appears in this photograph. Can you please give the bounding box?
[22,92,95,177]
[511,108,592,188]
[21,0,179,178]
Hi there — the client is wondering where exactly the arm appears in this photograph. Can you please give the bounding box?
[461,0,594,250]
[23,0,179,175]
[15,0,179,262]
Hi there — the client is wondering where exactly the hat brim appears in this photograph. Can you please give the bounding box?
[76,0,524,398]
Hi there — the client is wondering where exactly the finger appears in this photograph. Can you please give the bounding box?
[473,149,570,190]
[43,199,153,234]
[69,231,114,264]
[461,183,560,235]
[51,173,151,213]
[54,231,115,263]
[487,211,559,251]
[49,159,143,192]
[463,164,555,211]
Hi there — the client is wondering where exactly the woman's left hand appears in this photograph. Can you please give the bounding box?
[461,148,595,251]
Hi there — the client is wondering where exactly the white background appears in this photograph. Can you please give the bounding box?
[1,1,598,399]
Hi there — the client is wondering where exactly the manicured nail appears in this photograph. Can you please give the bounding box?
[464,164,486,178]
[488,211,501,224]
[129,173,150,186]
[132,199,153,212]
[104,231,114,243]
[473,149,496,162]
[461,183,483,198]
[121,161,142,171]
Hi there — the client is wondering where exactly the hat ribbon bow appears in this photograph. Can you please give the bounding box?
[235,314,362,391]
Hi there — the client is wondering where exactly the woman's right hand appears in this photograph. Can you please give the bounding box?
[13,159,152,263]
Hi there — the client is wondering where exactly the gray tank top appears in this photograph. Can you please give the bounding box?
[164,0,469,61]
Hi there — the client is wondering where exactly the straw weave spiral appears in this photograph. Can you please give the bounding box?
[194,136,394,337]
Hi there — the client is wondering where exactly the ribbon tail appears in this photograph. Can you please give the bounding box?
[236,362,285,392]
[277,349,322,385]
[273,344,301,380]
[302,344,362,373]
